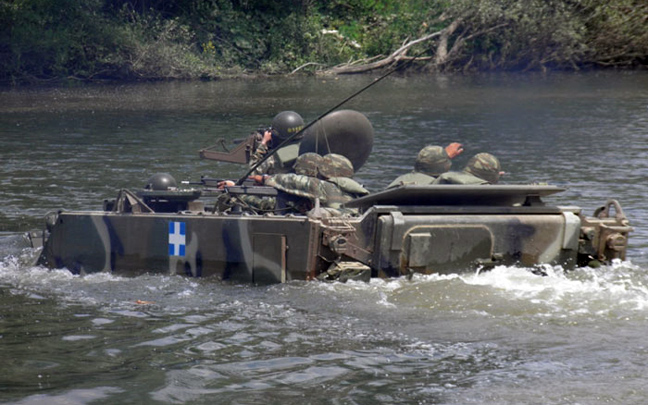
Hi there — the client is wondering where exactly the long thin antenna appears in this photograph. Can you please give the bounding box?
[236,52,425,185]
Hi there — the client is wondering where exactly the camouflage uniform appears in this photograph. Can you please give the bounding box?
[319,153,369,199]
[265,173,349,214]
[228,148,305,212]
[293,152,323,177]
[387,145,451,188]
[223,153,322,214]
[248,140,300,175]
[235,153,366,216]
[264,153,367,216]
[234,194,277,212]
[319,153,355,179]
[248,111,304,175]
[319,154,369,216]
[434,153,502,185]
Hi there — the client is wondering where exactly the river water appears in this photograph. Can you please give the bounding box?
[1,72,648,404]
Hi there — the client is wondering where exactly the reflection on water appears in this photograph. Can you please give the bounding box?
[1,72,648,403]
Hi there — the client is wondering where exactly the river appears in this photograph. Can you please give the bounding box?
[1,72,648,404]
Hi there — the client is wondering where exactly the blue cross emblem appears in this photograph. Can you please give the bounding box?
[168,221,186,256]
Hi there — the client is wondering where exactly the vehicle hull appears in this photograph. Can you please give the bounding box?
[37,184,632,283]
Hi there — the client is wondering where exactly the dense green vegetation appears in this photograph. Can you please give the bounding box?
[1,0,646,83]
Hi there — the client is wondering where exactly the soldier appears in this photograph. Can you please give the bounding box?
[249,111,305,175]
[318,153,370,200]
[248,153,365,216]
[219,152,366,215]
[434,152,503,185]
[386,142,464,188]
[259,153,353,214]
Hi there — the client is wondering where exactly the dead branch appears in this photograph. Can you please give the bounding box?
[320,28,446,74]
[290,62,327,74]
[434,19,462,66]
[440,23,508,69]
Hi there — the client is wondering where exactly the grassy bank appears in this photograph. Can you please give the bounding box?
[1,0,647,84]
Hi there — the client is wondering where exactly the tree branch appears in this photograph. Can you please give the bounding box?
[320,28,445,74]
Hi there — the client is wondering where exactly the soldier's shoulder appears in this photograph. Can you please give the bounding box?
[327,177,370,195]
[434,171,489,185]
[387,172,436,188]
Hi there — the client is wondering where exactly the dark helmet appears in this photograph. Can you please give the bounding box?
[271,111,305,142]
[414,145,451,176]
[145,173,177,190]
[293,152,323,177]
[464,153,502,184]
[319,153,354,179]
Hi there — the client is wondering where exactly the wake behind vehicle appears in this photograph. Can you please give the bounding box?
[33,110,633,283]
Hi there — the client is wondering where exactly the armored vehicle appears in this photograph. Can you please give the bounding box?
[34,110,632,283]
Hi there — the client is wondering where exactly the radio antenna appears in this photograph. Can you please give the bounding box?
[237,51,427,185]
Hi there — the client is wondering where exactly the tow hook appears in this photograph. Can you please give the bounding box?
[579,199,633,265]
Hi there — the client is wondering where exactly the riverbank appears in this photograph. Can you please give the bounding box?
[2,0,647,85]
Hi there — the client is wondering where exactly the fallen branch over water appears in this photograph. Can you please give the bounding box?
[320,29,446,74]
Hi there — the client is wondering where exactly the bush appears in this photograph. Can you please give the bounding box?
[0,0,646,83]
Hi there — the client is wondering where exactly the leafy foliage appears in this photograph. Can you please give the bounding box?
[0,0,646,83]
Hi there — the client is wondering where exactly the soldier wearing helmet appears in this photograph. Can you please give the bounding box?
[387,142,464,189]
[318,153,369,200]
[292,152,323,177]
[214,149,312,213]
[249,111,305,175]
[247,152,367,216]
[434,152,503,185]
[219,151,367,216]
[250,153,342,215]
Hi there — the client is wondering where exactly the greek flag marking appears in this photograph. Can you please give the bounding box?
[168,221,186,256]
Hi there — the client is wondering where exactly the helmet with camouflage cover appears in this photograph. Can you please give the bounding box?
[293,152,323,177]
[464,153,501,184]
[271,111,305,142]
[319,153,354,179]
[414,145,452,176]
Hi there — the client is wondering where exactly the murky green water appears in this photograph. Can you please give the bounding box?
[2,72,648,404]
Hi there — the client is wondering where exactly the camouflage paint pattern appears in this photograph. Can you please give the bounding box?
[414,145,452,176]
[38,210,321,283]
[37,186,632,283]
[248,142,301,175]
[265,173,352,208]
[464,153,502,184]
[292,152,323,177]
[319,153,355,179]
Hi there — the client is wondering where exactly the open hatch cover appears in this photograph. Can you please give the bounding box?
[344,184,566,209]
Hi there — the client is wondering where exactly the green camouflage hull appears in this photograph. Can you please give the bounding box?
[36,185,632,283]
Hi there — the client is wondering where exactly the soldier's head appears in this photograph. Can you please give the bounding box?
[464,153,502,184]
[293,152,323,177]
[319,153,354,179]
[271,111,305,143]
[414,145,452,176]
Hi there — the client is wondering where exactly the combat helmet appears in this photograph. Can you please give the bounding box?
[271,111,305,142]
[293,152,323,177]
[464,153,501,184]
[319,153,354,179]
[414,145,452,176]
[145,173,177,190]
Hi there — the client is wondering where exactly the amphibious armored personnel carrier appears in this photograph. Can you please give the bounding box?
[34,110,633,283]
